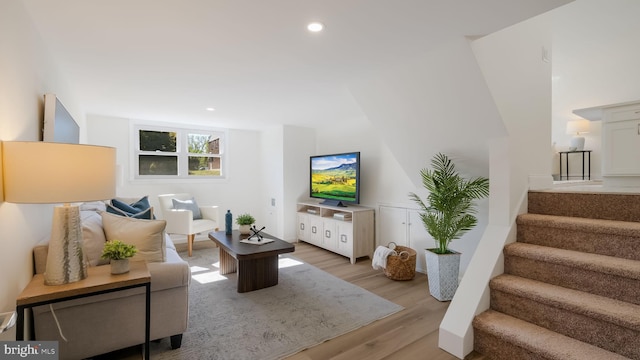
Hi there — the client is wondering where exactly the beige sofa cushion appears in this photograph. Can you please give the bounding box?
[101,212,167,262]
[81,210,109,267]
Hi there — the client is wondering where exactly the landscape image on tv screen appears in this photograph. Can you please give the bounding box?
[310,152,359,203]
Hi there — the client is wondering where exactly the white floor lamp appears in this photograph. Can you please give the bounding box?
[2,142,116,285]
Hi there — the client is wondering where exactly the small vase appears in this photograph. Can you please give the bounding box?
[239,224,251,235]
[111,259,130,274]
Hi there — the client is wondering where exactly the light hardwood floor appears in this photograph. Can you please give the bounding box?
[284,241,485,360]
[100,240,485,359]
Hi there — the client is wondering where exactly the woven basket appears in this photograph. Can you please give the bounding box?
[383,243,417,281]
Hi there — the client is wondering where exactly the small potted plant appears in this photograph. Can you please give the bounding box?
[101,240,137,274]
[235,213,256,235]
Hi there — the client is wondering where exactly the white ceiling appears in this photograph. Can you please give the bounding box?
[21,0,572,130]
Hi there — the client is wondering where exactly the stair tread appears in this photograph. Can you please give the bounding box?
[474,310,631,360]
[527,191,640,222]
[490,274,640,330]
[504,242,640,280]
[517,213,640,235]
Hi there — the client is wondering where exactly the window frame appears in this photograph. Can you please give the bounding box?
[132,122,227,181]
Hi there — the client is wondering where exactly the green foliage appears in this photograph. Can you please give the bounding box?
[311,168,357,201]
[235,213,255,225]
[188,134,212,154]
[409,153,489,254]
[139,130,176,152]
[101,240,138,260]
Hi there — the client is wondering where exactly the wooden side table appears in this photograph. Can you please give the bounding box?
[16,261,151,360]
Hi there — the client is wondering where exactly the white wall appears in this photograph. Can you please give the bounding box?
[86,115,265,243]
[259,124,315,242]
[551,0,640,180]
[439,11,554,359]
[0,0,82,339]
[342,37,506,273]
[472,11,554,192]
[260,126,285,239]
[282,126,315,241]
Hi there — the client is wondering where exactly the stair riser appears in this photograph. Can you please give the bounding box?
[516,225,640,261]
[473,329,549,360]
[505,256,640,305]
[528,192,640,221]
[490,290,640,359]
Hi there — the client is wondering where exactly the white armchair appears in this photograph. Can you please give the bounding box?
[158,193,219,256]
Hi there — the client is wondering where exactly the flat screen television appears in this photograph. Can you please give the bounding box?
[310,151,360,207]
[42,93,79,144]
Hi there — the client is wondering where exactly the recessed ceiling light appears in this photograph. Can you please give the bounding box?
[206,107,215,112]
[307,22,324,33]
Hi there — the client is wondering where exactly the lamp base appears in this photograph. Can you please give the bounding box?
[44,205,87,285]
[570,136,585,151]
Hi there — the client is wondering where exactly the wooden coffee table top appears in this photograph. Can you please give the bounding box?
[208,230,295,260]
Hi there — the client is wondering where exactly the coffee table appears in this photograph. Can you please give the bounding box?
[208,230,295,293]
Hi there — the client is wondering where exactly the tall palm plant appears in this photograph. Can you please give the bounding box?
[409,153,489,254]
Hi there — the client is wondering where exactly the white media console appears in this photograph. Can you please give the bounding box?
[296,201,374,264]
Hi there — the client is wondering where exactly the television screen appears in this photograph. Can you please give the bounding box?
[310,152,360,207]
[43,93,79,144]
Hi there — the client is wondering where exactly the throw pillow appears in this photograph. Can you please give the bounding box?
[106,204,153,219]
[79,201,107,212]
[101,211,166,263]
[172,198,202,220]
[107,196,154,219]
[80,210,109,267]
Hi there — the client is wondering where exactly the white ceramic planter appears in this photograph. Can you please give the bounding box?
[239,224,251,235]
[424,249,461,301]
[110,259,130,275]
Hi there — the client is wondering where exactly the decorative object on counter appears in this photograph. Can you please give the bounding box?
[2,142,116,285]
[248,225,266,241]
[225,210,233,235]
[566,119,590,151]
[235,213,256,235]
[101,240,138,274]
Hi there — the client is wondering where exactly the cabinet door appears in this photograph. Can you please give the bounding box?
[408,209,433,273]
[322,220,338,250]
[603,120,640,175]
[337,222,353,257]
[378,206,408,247]
[297,214,308,241]
[308,216,323,246]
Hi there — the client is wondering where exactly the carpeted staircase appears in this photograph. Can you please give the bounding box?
[473,190,640,360]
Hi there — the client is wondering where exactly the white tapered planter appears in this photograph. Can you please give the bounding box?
[424,249,461,301]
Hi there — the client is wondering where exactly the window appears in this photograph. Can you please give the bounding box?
[134,125,226,179]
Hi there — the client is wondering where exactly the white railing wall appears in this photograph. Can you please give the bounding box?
[438,137,529,358]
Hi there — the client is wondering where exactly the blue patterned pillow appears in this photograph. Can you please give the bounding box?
[107,196,154,219]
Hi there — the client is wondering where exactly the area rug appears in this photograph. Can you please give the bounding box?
[149,247,403,360]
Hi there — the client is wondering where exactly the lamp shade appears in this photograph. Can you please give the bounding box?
[566,119,590,135]
[2,142,116,203]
